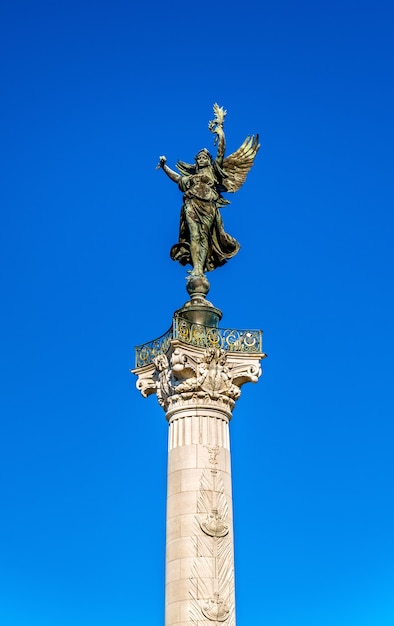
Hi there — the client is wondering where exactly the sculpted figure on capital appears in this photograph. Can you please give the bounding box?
[157,104,259,281]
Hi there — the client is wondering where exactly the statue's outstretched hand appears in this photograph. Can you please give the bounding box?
[156,155,167,169]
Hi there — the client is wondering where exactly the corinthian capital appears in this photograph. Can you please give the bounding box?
[132,335,265,420]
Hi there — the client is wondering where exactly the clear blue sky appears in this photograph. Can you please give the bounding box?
[1,1,394,624]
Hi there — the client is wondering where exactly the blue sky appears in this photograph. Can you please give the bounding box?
[1,0,394,624]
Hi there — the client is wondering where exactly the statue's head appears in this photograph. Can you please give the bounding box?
[195,148,212,169]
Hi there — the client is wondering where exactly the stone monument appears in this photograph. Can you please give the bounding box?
[132,104,265,626]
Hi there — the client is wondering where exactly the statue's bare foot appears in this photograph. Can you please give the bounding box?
[188,268,204,278]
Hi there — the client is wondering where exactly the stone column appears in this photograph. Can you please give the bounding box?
[133,338,263,626]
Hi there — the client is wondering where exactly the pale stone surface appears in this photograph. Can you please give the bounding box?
[169,413,231,450]
[133,342,264,626]
[166,469,182,497]
[168,444,198,472]
[167,491,198,520]
[180,467,204,492]
[166,558,181,584]
[166,516,182,543]
[179,556,196,579]
[179,514,196,538]
[166,429,236,624]
[166,578,191,604]
[165,602,180,624]
[167,536,197,562]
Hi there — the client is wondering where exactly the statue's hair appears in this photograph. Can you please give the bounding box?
[194,148,213,162]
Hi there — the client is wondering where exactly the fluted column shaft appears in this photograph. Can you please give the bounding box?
[165,409,235,626]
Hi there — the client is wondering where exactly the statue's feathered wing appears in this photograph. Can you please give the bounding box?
[175,134,260,192]
[221,134,260,193]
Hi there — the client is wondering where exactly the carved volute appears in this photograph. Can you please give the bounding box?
[133,340,263,421]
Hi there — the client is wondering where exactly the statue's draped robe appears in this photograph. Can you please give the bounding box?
[170,168,240,272]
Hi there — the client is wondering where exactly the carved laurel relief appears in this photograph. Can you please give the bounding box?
[198,467,229,538]
[190,446,235,626]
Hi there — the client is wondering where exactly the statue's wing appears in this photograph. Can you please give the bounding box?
[221,134,260,192]
[176,160,196,176]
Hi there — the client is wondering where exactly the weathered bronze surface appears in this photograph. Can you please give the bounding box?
[158,104,259,291]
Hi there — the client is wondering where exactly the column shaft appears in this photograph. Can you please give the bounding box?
[165,412,235,626]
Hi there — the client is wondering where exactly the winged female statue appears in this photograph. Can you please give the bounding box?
[157,104,259,279]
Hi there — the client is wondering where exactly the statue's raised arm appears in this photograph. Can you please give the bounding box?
[208,103,227,165]
[157,104,259,301]
[156,155,181,184]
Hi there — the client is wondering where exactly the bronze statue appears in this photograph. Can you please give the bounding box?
[157,104,259,283]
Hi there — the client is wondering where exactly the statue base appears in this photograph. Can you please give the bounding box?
[186,274,210,299]
[176,273,222,327]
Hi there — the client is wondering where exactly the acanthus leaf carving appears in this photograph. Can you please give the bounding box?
[145,347,243,412]
[133,342,262,416]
